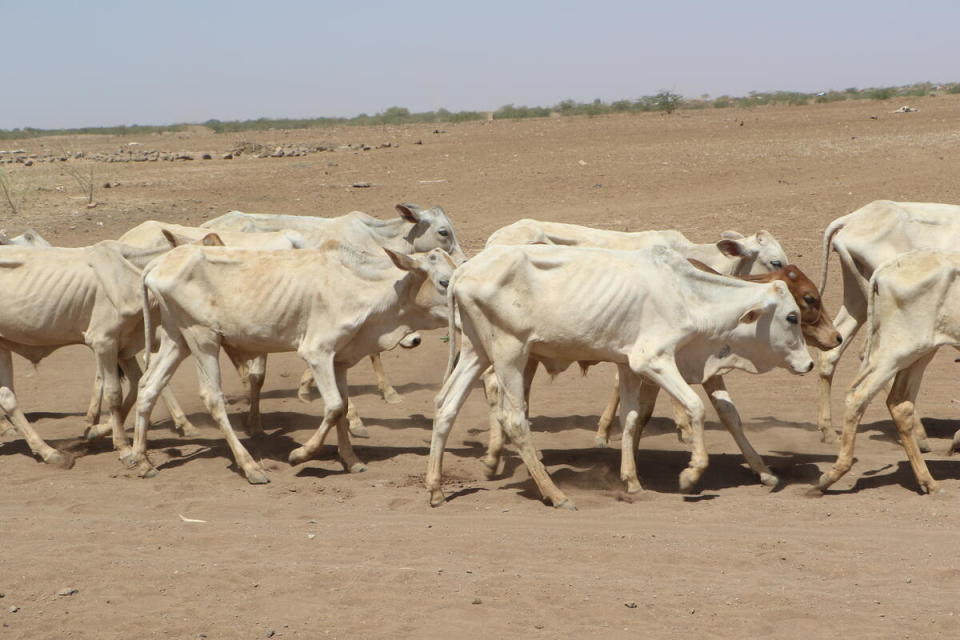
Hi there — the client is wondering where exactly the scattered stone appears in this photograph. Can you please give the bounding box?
[23,160,33,166]
[57,588,79,597]
[201,153,212,160]
[471,597,482,605]
[8,606,18,613]
[351,182,372,188]
[265,629,276,638]
[306,533,316,540]
[222,153,234,160]
[625,601,637,608]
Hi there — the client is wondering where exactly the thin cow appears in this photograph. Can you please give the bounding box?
[428,244,814,509]
[815,249,960,494]
[203,203,466,434]
[122,241,456,483]
[817,200,960,448]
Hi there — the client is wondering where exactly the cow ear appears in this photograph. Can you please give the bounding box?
[757,230,774,243]
[716,239,744,257]
[396,203,422,223]
[720,230,745,240]
[384,248,418,271]
[738,306,765,324]
[202,233,225,247]
[161,229,178,247]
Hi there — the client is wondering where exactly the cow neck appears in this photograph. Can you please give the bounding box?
[352,215,416,254]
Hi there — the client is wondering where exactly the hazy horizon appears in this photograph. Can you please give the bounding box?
[3,0,957,130]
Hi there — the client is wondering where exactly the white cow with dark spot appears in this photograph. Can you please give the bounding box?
[428,244,814,509]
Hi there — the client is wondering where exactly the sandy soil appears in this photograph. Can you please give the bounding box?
[2,95,960,639]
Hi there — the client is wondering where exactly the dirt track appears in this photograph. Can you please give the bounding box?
[2,95,960,639]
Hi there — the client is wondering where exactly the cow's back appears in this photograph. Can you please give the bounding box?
[486,219,691,251]
[838,201,960,266]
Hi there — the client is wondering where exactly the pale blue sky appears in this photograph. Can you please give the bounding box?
[2,0,957,129]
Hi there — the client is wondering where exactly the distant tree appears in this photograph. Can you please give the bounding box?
[653,90,684,114]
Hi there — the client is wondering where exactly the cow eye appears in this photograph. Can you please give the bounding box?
[803,294,817,304]
[770,260,783,269]
[439,279,449,289]
[786,311,799,325]
[438,229,450,237]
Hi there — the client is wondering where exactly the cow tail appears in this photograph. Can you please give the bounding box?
[443,283,459,382]
[819,215,848,295]
[141,264,155,370]
[862,272,882,372]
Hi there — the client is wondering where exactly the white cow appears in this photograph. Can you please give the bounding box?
[482,218,796,447]
[203,203,466,433]
[0,228,51,247]
[814,249,960,495]
[486,219,790,275]
[817,201,960,448]
[121,242,457,484]
[427,244,814,509]
[0,239,219,467]
[119,220,308,251]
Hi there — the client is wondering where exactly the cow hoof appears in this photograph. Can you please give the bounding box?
[140,466,159,479]
[429,490,446,507]
[553,498,577,511]
[381,388,403,404]
[246,470,270,485]
[593,437,609,449]
[759,472,780,488]
[678,468,702,493]
[481,460,499,480]
[44,449,74,469]
[297,387,318,404]
[348,424,370,439]
[623,479,643,494]
[347,461,367,474]
[176,422,201,438]
[805,486,825,498]
[916,438,932,454]
[288,447,310,465]
[819,429,838,445]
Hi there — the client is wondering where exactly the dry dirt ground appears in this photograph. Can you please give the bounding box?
[2,95,960,639]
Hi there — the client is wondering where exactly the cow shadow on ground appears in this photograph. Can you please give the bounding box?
[257,382,439,402]
[816,458,960,494]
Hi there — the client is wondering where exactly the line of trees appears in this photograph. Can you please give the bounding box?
[2,81,957,141]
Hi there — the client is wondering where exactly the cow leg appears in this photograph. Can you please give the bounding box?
[371,353,402,404]
[289,354,365,472]
[634,354,707,493]
[427,341,490,507]
[83,356,143,440]
[671,398,693,444]
[297,367,317,403]
[0,349,72,467]
[192,342,268,484]
[153,358,200,437]
[595,373,620,447]
[481,367,505,477]
[332,365,365,472]
[345,395,369,439]
[227,349,265,437]
[618,370,659,493]
[123,331,189,478]
[84,367,104,426]
[885,354,939,494]
[816,277,866,443]
[490,342,572,509]
[814,355,898,492]
[703,376,778,487]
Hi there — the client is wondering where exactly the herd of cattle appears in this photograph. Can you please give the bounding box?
[0,199,958,509]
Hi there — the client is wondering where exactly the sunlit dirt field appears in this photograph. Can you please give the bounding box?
[2,95,960,639]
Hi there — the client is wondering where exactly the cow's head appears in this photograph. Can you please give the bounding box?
[737,263,843,351]
[717,230,790,275]
[396,203,467,265]
[735,280,814,375]
[384,247,457,323]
